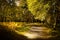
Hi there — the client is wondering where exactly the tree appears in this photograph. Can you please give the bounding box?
[26,0,57,27]
[0,0,34,22]
[27,0,51,21]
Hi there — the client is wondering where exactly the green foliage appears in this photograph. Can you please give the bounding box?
[0,0,34,22]
[27,0,51,21]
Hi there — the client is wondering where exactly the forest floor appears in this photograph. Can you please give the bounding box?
[0,22,60,40]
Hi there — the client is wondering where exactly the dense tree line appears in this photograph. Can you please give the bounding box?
[0,0,34,22]
[0,0,60,28]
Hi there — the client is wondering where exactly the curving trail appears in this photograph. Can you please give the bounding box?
[0,22,58,40]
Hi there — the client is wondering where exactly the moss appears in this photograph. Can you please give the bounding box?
[15,26,30,32]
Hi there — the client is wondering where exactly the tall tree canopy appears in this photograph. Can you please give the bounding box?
[27,0,50,21]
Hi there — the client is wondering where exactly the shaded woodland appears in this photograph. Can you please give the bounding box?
[0,0,60,40]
